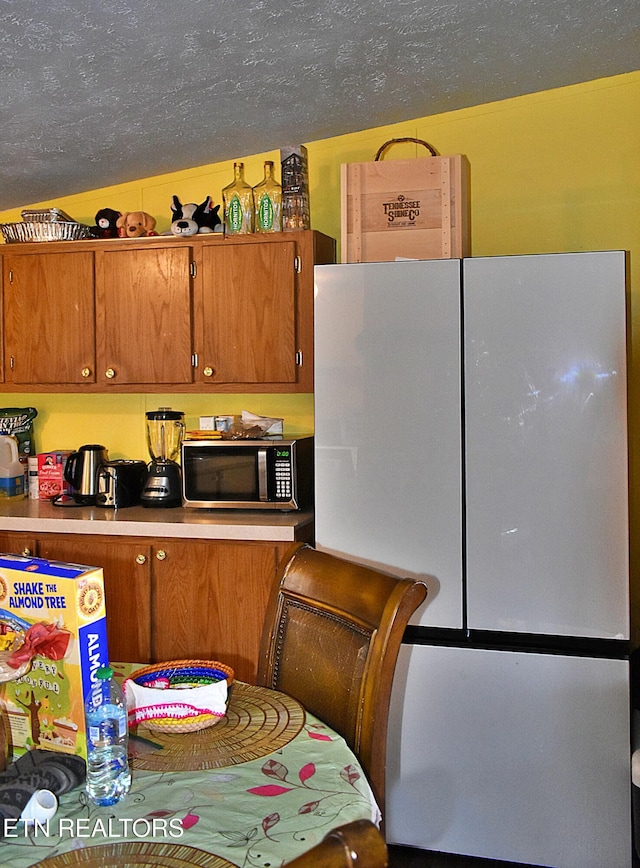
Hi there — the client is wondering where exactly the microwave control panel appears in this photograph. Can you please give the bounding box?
[273,448,293,500]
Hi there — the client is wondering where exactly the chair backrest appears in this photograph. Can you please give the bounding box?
[284,819,388,867]
[257,542,427,814]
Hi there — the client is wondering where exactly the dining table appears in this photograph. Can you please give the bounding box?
[1,662,381,868]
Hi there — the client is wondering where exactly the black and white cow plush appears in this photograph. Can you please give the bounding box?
[170,195,221,236]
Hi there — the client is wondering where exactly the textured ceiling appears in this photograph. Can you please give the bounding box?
[1,0,638,211]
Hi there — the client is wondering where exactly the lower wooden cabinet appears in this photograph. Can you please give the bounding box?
[0,532,37,557]
[36,536,153,668]
[0,532,291,682]
[149,539,289,681]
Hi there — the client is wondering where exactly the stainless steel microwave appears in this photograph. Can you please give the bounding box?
[181,436,314,510]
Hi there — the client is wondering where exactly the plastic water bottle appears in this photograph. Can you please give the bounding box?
[85,665,131,806]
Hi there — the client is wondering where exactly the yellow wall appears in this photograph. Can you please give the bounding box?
[1,71,639,629]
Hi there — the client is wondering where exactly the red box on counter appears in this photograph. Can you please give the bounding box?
[37,451,72,500]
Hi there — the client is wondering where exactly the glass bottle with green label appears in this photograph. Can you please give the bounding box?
[253,161,282,233]
[222,162,253,234]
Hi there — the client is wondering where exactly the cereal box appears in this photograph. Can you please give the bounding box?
[38,451,73,500]
[0,554,109,761]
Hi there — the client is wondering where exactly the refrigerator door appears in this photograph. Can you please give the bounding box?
[386,643,632,868]
[464,251,629,638]
[314,260,463,628]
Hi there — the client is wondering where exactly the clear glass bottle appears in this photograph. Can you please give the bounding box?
[222,162,253,234]
[85,665,131,806]
[253,161,282,233]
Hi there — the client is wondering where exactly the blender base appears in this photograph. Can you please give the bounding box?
[139,461,182,508]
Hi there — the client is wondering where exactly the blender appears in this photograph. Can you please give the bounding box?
[140,408,185,508]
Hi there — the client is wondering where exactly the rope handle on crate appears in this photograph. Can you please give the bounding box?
[374,137,438,160]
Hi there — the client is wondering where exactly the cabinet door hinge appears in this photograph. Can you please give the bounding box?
[192,353,198,368]
[190,261,197,278]
[294,256,302,274]
[8,270,13,284]
[9,356,15,370]
[295,350,303,366]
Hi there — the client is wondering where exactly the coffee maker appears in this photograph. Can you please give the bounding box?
[140,408,185,508]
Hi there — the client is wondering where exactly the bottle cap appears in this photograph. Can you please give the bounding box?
[96,665,114,679]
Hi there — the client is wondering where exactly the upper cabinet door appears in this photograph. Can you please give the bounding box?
[95,245,194,385]
[3,251,95,384]
[197,240,297,385]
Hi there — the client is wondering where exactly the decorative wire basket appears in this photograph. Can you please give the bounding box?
[0,221,93,243]
[124,659,234,733]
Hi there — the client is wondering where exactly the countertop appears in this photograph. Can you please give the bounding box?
[0,497,314,542]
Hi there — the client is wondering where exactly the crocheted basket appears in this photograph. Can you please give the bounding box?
[124,659,234,733]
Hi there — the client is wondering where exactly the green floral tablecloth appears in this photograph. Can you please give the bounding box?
[2,676,379,868]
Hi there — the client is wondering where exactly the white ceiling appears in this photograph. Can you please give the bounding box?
[1,0,638,212]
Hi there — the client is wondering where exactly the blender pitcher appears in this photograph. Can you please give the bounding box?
[146,408,185,463]
[140,408,185,507]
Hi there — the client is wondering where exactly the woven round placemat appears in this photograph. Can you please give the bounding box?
[130,682,306,772]
[34,841,233,867]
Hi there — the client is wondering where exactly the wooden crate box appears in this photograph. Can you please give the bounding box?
[341,139,470,263]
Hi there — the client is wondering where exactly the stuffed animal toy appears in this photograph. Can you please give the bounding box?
[170,196,221,236]
[117,211,157,238]
[92,208,121,239]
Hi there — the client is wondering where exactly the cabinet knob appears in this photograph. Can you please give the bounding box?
[21,547,32,557]
[203,366,214,378]
[105,368,116,380]
[156,550,167,561]
[81,367,92,379]
[135,554,147,565]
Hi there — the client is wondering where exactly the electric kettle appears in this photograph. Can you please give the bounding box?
[63,444,109,505]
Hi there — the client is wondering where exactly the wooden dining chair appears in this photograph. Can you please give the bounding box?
[257,542,428,818]
[285,818,388,867]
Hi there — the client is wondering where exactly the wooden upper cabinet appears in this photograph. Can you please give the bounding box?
[197,240,297,385]
[0,231,335,392]
[3,251,95,384]
[95,244,194,385]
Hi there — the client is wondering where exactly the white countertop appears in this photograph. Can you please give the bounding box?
[0,498,314,542]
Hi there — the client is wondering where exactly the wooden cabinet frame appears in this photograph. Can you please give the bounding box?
[0,530,309,681]
[0,231,335,393]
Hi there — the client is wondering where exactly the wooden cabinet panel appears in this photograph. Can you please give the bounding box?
[3,252,95,384]
[0,528,298,681]
[36,535,152,665]
[198,241,297,385]
[95,245,194,385]
[0,531,37,557]
[151,539,288,682]
[0,231,335,393]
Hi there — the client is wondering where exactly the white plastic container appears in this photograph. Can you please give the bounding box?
[0,435,25,500]
[27,456,39,499]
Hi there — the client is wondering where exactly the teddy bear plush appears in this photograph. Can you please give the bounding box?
[92,208,121,239]
[116,211,157,238]
[170,196,221,236]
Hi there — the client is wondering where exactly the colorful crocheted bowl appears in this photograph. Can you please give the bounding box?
[124,659,234,733]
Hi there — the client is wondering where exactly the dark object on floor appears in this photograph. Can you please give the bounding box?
[0,748,86,835]
[387,844,548,867]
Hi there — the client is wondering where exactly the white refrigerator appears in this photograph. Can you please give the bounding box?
[313,252,631,868]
